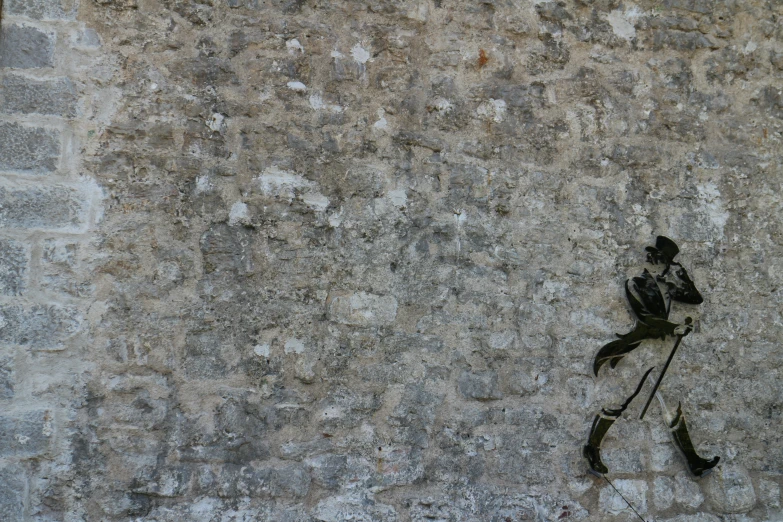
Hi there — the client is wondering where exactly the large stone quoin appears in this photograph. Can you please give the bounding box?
[0,0,781,520]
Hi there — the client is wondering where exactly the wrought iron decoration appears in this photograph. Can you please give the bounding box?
[584,236,720,478]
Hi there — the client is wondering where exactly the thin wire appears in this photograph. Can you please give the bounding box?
[603,475,647,522]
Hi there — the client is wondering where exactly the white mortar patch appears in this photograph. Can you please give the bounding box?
[207,113,225,133]
[286,38,304,54]
[387,189,407,208]
[373,108,388,130]
[195,175,212,194]
[327,292,398,326]
[256,167,314,200]
[253,344,270,357]
[284,338,306,354]
[350,44,371,64]
[302,192,330,211]
[696,181,729,236]
[477,98,507,122]
[228,201,249,225]
[309,93,343,113]
[287,81,307,91]
[606,9,638,40]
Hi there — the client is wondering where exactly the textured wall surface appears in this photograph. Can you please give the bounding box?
[1,0,782,520]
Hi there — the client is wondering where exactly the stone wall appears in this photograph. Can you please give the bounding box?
[1,0,782,520]
[0,0,104,519]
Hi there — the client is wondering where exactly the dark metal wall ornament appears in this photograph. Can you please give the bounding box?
[584,236,720,478]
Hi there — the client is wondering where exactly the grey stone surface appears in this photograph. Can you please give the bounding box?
[0,122,60,172]
[0,25,55,69]
[0,238,27,295]
[326,291,398,326]
[0,184,88,230]
[5,0,76,19]
[0,463,26,519]
[0,75,78,117]
[458,370,503,401]
[314,493,398,522]
[675,471,705,509]
[0,410,53,458]
[0,356,14,399]
[40,239,94,297]
[654,476,675,510]
[599,479,648,516]
[4,0,781,520]
[706,465,757,513]
[659,515,721,522]
[0,305,82,349]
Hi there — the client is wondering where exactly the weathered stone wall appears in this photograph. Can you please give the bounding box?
[1,0,782,520]
[0,0,105,519]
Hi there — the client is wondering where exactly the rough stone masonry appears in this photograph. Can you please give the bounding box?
[0,0,781,520]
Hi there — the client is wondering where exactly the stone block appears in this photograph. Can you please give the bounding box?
[654,476,675,510]
[610,144,662,168]
[651,443,677,472]
[760,86,783,120]
[5,0,76,19]
[659,514,721,522]
[0,122,60,172]
[705,465,756,513]
[0,25,55,69]
[40,239,93,297]
[183,331,229,379]
[217,463,310,498]
[199,224,254,274]
[662,0,712,14]
[326,292,398,327]
[0,183,89,231]
[458,370,502,401]
[0,305,82,349]
[0,238,28,295]
[603,447,645,473]
[653,30,718,51]
[758,477,780,509]
[72,28,102,49]
[93,0,138,9]
[131,465,191,498]
[599,479,647,515]
[0,463,26,519]
[0,356,14,399]
[0,410,53,458]
[674,471,705,508]
[314,493,398,522]
[0,75,77,117]
[306,454,348,489]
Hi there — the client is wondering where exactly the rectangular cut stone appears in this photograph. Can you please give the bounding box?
[0,238,28,295]
[0,183,88,231]
[5,0,76,19]
[0,356,14,399]
[0,410,53,458]
[0,305,82,349]
[0,122,60,172]
[1,75,77,117]
[0,463,26,519]
[0,25,55,69]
